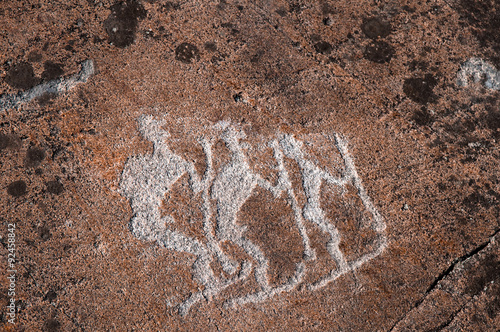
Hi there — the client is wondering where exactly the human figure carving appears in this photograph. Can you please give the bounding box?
[120,116,387,315]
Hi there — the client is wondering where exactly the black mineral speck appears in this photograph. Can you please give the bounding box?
[314,41,333,54]
[361,17,392,39]
[4,62,39,90]
[25,147,46,168]
[175,43,200,63]
[363,41,394,63]
[233,92,243,102]
[42,61,64,80]
[403,74,437,104]
[104,0,147,48]
[46,180,64,195]
[7,180,27,197]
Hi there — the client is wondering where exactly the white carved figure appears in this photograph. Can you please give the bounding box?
[119,115,387,315]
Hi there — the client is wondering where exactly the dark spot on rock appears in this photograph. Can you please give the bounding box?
[464,253,500,295]
[444,119,476,138]
[276,8,287,17]
[486,290,500,319]
[4,62,39,90]
[25,147,46,168]
[463,191,492,213]
[93,36,104,44]
[0,134,10,150]
[237,5,244,10]
[403,74,438,104]
[402,5,415,13]
[314,40,333,54]
[204,42,217,52]
[363,41,394,63]
[104,0,147,48]
[43,318,60,332]
[461,155,477,163]
[7,180,27,197]
[27,51,42,62]
[37,92,57,106]
[38,226,51,241]
[0,134,21,151]
[44,290,57,302]
[310,34,321,43]
[412,107,434,126]
[437,182,447,191]
[361,17,392,39]
[457,0,500,67]
[175,42,200,64]
[323,17,333,26]
[483,105,500,138]
[46,180,64,195]
[42,61,64,80]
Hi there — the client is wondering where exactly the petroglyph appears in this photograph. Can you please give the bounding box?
[0,60,94,111]
[457,58,500,90]
[120,115,387,316]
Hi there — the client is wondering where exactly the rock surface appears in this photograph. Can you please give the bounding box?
[0,0,499,331]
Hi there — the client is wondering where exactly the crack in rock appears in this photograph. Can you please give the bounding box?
[389,228,500,331]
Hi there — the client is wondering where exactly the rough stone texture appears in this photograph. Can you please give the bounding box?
[0,0,499,331]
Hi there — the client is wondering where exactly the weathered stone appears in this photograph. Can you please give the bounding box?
[0,0,498,330]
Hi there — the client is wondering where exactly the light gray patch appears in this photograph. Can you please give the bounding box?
[457,58,500,90]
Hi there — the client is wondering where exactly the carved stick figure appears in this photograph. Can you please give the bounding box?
[211,125,272,292]
[279,134,350,285]
[279,133,387,290]
[213,126,311,307]
[121,116,242,316]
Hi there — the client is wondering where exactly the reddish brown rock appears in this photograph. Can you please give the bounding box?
[0,0,499,331]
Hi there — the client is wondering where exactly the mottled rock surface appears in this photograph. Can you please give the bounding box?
[0,0,499,331]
